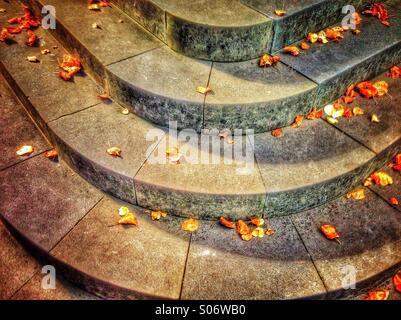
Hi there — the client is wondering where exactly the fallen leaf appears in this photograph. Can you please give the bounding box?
[388,66,401,79]
[356,81,378,98]
[393,272,401,293]
[196,86,213,95]
[27,55,39,62]
[326,116,338,125]
[306,107,323,120]
[92,22,100,29]
[118,206,129,216]
[367,171,393,187]
[321,224,340,241]
[352,29,361,35]
[271,128,283,137]
[394,154,401,165]
[181,218,199,232]
[59,54,81,81]
[342,84,358,104]
[0,28,10,42]
[371,114,380,123]
[307,32,318,43]
[325,27,344,41]
[252,227,265,238]
[274,9,286,17]
[16,145,33,156]
[300,41,310,50]
[353,107,364,116]
[343,108,353,118]
[150,210,167,221]
[389,197,399,205]
[372,80,388,96]
[363,3,390,26]
[25,30,37,46]
[283,46,300,56]
[363,290,389,300]
[44,149,58,161]
[97,93,111,101]
[352,12,363,25]
[219,216,236,229]
[346,188,365,200]
[41,49,50,55]
[258,54,280,67]
[122,108,129,115]
[317,30,328,44]
[0,8,6,13]
[241,233,253,241]
[118,212,137,225]
[392,164,401,172]
[265,228,275,236]
[250,217,264,227]
[107,147,122,157]
[291,115,304,128]
[236,220,250,236]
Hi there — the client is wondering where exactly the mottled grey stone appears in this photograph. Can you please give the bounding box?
[0,18,99,126]
[50,197,190,299]
[107,47,211,131]
[11,272,99,300]
[292,189,401,298]
[114,0,272,62]
[369,166,401,213]
[0,156,102,251]
[49,103,161,204]
[279,4,401,107]
[243,0,375,52]
[254,119,377,217]
[204,59,318,133]
[331,70,401,154]
[181,216,326,299]
[0,75,50,170]
[135,131,266,220]
[0,221,40,299]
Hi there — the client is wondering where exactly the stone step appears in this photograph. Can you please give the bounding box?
[1,123,401,299]
[20,0,401,133]
[1,8,401,221]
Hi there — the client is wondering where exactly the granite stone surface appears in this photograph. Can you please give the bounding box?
[204,59,318,133]
[0,75,50,170]
[253,119,377,217]
[50,197,190,299]
[292,188,401,298]
[0,156,102,251]
[331,69,401,154]
[0,221,40,299]
[49,103,161,204]
[181,216,326,299]
[243,0,375,52]
[135,131,267,220]
[107,47,211,131]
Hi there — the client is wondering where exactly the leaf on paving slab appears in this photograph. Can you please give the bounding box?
[258,54,280,68]
[107,147,122,157]
[252,227,265,238]
[265,228,275,236]
[363,290,389,300]
[363,3,390,26]
[346,188,366,200]
[371,114,380,123]
[27,55,39,62]
[250,217,264,227]
[236,220,250,236]
[148,210,167,221]
[16,145,33,156]
[321,224,340,242]
[388,66,401,79]
[306,108,323,120]
[44,149,58,161]
[365,172,393,187]
[271,128,284,137]
[393,272,401,293]
[372,80,389,96]
[118,212,138,225]
[26,30,37,47]
[307,32,318,43]
[181,218,199,232]
[389,197,399,206]
[219,217,236,229]
[196,86,213,95]
[353,107,364,116]
[291,115,304,128]
[300,42,310,50]
[283,46,300,56]
[342,84,358,104]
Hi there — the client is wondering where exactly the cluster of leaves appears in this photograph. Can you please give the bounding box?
[364,270,401,300]
[219,216,274,241]
[0,5,39,46]
[362,2,390,27]
[58,54,82,81]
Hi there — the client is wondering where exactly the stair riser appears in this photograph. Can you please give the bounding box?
[112,0,273,62]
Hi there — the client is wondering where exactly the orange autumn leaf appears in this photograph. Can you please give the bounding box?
[353,107,364,116]
[219,216,236,229]
[265,228,275,236]
[372,81,389,96]
[307,108,323,120]
[300,41,310,50]
[389,197,399,206]
[393,164,401,172]
[44,149,58,161]
[107,147,122,157]
[118,212,138,225]
[321,224,340,241]
[363,3,390,26]
[352,12,363,25]
[343,108,353,118]
[325,28,344,41]
[147,210,167,221]
[356,81,378,98]
[181,218,199,232]
[283,46,300,56]
[363,289,389,300]
[366,172,393,187]
[291,115,304,128]
[250,217,264,227]
[393,272,401,293]
[342,84,358,104]
[346,188,365,200]
[394,154,401,165]
[26,30,37,46]
[259,54,280,67]
[388,66,401,79]
[59,54,81,81]
[271,128,283,137]
[352,29,361,35]
[274,9,286,17]
[236,220,250,236]
[16,145,34,156]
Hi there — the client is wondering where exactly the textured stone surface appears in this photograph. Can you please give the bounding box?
[0,12,99,126]
[243,0,375,52]
[0,156,102,251]
[11,272,99,300]
[113,0,272,61]
[204,59,317,133]
[254,119,377,217]
[369,166,401,213]
[279,5,401,107]
[0,75,50,170]
[107,47,211,131]
[49,103,161,204]
[0,221,40,299]
[292,189,401,298]
[331,69,401,154]
[50,197,190,299]
[135,131,266,220]
[181,216,326,299]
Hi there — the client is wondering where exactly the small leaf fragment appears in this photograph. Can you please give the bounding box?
[219,216,236,229]
[27,55,39,62]
[265,228,275,236]
[274,9,286,16]
[393,271,401,293]
[107,147,122,157]
[16,145,34,156]
[371,114,380,123]
[389,197,399,206]
[291,115,304,128]
[196,86,213,95]
[271,128,283,137]
[44,149,58,161]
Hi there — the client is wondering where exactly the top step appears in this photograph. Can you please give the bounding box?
[113,0,377,61]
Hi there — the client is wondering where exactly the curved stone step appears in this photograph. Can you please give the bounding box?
[1,12,401,221]
[22,0,401,133]
[1,140,401,299]
[113,0,272,62]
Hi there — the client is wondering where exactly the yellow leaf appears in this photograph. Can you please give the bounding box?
[27,56,39,62]
[274,9,286,16]
[181,218,199,232]
[371,114,380,123]
[252,227,265,238]
[150,210,167,221]
[346,188,365,200]
[118,212,138,225]
[16,145,34,156]
[265,228,275,236]
[196,86,213,95]
[107,147,122,157]
[241,233,253,241]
